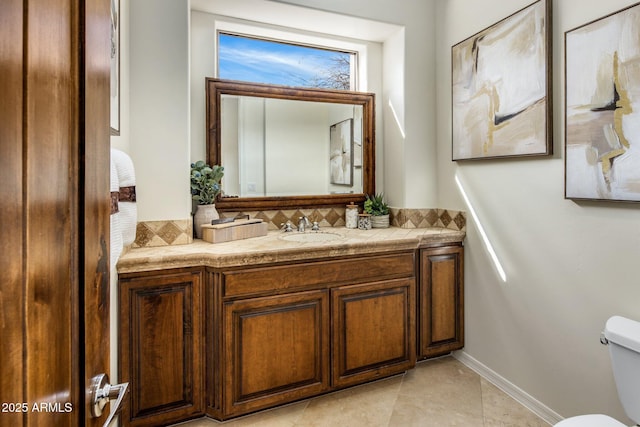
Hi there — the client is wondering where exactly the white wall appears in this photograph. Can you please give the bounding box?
[436,0,640,422]
[129,0,191,221]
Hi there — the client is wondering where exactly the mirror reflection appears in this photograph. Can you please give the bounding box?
[221,95,364,197]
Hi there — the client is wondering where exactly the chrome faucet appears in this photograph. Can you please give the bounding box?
[297,216,311,232]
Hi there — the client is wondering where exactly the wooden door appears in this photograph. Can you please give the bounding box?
[0,0,111,426]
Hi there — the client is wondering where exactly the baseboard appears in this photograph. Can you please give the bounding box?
[453,350,563,426]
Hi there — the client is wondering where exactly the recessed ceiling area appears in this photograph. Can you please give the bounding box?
[190,0,402,42]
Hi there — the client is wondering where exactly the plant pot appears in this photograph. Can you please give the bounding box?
[193,204,219,239]
[371,214,390,228]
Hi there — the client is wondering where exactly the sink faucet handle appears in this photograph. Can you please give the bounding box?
[281,221,294,232]
[311,221,320,231]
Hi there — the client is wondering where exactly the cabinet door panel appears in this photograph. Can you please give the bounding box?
[332,279,415,388]
[224,290,329,417]
[419,246,464,359]
[431,259,457,342]
[119,270,204,426]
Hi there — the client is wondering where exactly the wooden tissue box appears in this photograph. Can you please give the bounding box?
[201,218,268,244]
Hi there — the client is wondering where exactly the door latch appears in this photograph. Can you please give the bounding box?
[89,374,129,427]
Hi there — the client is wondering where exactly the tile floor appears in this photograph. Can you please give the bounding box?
[173,356,549,427]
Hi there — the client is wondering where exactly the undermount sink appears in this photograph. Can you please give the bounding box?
[279,232,344,243]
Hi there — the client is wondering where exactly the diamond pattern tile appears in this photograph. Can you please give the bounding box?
[158,222,183,245]
[439,210,452,228]
[133,220,192,248]
[133,223,154,247]
[453,212,467,231]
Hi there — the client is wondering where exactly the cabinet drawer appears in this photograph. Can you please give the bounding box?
[222,252,415,298]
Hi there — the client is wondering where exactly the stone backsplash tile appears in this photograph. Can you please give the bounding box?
[391,208,466,231]
[131,208,465,247]
[132,219,192,248]
[219,207,347,230]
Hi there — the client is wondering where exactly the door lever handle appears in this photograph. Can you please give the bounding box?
[89,373,129,427]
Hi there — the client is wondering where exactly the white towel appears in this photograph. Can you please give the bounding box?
[118,203,137,246]
[111,148,138,246]
[111,148,136,187]
[110,155,123,268]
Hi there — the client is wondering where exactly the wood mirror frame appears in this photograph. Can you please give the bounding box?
[206,78,375,211]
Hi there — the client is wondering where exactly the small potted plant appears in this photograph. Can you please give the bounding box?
[364,193,390,228]
[191,160,224,238]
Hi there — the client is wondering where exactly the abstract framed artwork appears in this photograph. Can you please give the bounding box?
[565,3,640,202]
[329,118,353,186]
[452,0,552,160]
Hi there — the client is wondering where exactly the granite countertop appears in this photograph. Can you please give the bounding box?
[116,227,465,274]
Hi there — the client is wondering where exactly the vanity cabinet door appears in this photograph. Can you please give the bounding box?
[418,245,464,359]
[223,290,330,418]
[331,278,416,388]
[119,269,204,427]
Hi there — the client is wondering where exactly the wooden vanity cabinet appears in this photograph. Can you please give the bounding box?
[117,241,465,424]
[118,268,205,427]
[418,244,465,359]
[212,251,416,419]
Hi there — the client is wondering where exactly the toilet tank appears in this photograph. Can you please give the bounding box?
[604,316,640,424]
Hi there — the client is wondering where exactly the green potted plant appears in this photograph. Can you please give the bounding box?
[191,160,224,238]
[364,193,390,228]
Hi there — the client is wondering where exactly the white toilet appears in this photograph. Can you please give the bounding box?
[555,316,640,427]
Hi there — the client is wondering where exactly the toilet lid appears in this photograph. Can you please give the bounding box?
[554,414,627,427]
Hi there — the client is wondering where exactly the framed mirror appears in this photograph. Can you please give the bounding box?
[206,78,375,211]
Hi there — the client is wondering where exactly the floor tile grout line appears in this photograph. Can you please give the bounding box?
[479,376,487,426]
[384,370,406,427]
